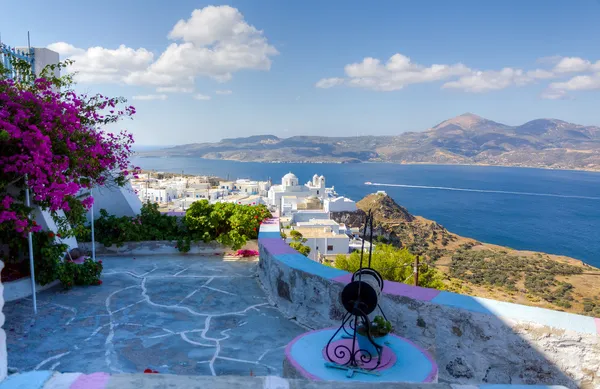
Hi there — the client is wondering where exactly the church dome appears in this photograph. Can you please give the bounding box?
[282,172,299,188]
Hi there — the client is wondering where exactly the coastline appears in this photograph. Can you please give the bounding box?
[135,154,600,173]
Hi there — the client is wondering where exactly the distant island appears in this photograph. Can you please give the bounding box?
[140,113,600,172]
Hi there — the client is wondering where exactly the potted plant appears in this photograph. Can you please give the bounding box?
[356,315,393,356]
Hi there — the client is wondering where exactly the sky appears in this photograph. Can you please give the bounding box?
[2,0,600,145]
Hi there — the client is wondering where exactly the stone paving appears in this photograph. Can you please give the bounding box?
[4,255,305,377]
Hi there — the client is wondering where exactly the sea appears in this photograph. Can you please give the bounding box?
[131,156,600,268]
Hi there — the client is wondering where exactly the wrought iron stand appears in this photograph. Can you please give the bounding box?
[324,210,390,377]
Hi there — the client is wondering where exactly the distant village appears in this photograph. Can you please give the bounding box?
[129,171,374,262]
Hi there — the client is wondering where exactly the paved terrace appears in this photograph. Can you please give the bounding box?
[4,255,305,376]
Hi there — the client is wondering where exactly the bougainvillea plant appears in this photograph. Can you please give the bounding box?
[0,59,139,239]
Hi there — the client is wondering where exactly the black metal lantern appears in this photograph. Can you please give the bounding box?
[325,211,390,375]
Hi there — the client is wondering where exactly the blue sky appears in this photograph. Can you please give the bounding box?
[2,0,600,145]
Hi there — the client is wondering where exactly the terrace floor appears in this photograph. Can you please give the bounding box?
[4,255,305,376]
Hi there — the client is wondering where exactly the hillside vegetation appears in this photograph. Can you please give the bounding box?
[331,193,600,316]
[142,113,600,171]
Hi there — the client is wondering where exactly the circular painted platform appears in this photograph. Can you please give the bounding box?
[284,328,438,383]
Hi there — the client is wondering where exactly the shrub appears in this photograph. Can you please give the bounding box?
[89,201,271,251]
[289,241,311,256]
[334,244,446,290]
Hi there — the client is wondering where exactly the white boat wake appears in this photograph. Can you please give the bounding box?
[365,182,600,201]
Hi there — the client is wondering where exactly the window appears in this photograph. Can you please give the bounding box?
[327,245,334,252]
[317,190,319,195]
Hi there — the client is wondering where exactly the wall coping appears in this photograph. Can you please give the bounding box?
[0,371,570,389]
[77,241,228,256]
[259,217,600,336]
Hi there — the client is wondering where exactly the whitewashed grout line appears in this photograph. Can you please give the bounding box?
[202,285,237,296]
[34,351,70,371]
[177,289,199,305]
[49,361,61,371]
[217,356,258,364]
[180,333,214,348]
[104,285,138,373]
[110,298,146,315]
[201,316,219,376]
[173,267,189,276]
[258,346,284,362]
[141,278,208,317]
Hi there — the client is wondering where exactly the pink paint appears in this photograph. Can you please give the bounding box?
[595,318,600,335]
[69,372,110,389]
[332,274,441,302]
[321,338,397,371]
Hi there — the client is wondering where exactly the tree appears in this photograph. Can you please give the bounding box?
[334,244,446,290]
[0,59,138,239]
[288,229,311,256]
[290,241,311,256]
[290,230,303,241]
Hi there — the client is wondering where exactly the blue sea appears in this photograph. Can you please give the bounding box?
[131,157,600,267]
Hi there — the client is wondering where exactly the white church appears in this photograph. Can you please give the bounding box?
[267,173,331,214]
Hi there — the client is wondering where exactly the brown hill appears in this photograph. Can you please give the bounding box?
[332,192,600,316]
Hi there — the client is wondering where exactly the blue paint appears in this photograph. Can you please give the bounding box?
[289,329,434,382]
[432,292,494,315]
[258,231,281,239]
[433,292,598,335]
[260,224,280,232]
[0,371,53,389]
[275,253,349,279]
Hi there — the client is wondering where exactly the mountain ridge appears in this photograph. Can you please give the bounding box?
[141,113,600,171]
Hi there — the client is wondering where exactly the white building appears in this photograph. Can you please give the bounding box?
[140,187,178,204]
[324,196,357,213]
[236,179,260,195]
[291,210,330,224]
[287,226,349,262]
[268,172,330,213]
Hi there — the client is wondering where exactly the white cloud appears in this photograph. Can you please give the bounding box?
[339,54,471,91]
[47,42,84,57]
[315,77,345,89]
[442,68,554,93]
[215,89,233,95]
[193,93,212,100]
[318,53,600,97]
[552,57,600,73]
[548,73,600,91]
[541,72,600,99]
[132,94,168,101]
[47,43,154,84]
[126,6,277,87]
[47,5,276,89]
[156,86,194,93]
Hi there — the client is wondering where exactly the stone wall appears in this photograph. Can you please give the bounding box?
[78,240,228,256]
[258,218,600,389]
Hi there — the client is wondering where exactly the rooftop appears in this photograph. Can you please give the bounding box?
[292,227,348,238]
